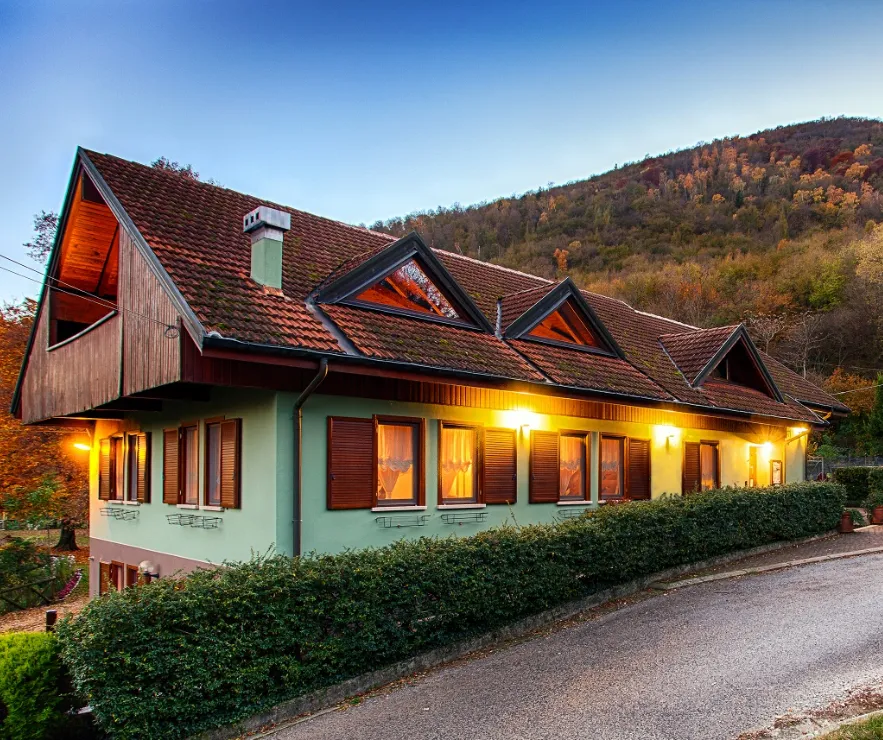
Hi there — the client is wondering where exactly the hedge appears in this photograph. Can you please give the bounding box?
[58,482,844,739]
[0,633,72,740]
[831,467,883,506]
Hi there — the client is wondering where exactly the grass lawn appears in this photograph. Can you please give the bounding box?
[824,715,883,739]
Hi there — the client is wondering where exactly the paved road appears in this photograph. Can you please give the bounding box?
[275,554,883,740]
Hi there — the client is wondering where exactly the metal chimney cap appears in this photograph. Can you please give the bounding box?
[243,206,291,234]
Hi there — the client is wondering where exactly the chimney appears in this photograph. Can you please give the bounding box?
[243,206,291,290]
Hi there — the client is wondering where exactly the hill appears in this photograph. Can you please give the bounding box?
[373,118,883,451]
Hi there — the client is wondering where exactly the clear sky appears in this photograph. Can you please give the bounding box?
[1,0,882,301]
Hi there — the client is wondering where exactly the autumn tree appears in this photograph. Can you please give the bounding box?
[0,301,87,549]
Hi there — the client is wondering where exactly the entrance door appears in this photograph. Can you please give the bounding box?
[748,447,757,487]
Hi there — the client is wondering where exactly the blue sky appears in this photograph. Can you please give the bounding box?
[1,0,882,300]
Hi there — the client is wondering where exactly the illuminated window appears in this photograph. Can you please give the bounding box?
[439,423,478,504]
[559,434,587,500]
[181,425,199,505]
[527,301,599,347]
[376,420,420,505]
[700,442,719,491]
[600,435,625,499]
[354,259,461,319]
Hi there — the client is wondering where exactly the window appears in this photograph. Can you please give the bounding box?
[125,433,150,503]
[600,435,625,500]
[683,441,720,494]
[770,459,783,486]
[205,419,242,508]
[376,418,421,506]
[182,425,199,505]
[126,565,140,588]
[559,434,587,500]
[327,416,426,510]
[482,428,517,505]
[99,437,124,501]
[439,423,479,504]
[529,430,590,503]
[526,300,600,348]
[354,259,461,319]
[163,421,241,508]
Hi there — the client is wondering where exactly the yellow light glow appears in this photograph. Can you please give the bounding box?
[653,425,680,449]
[762,441,774,454]
[502,409,540,431]
[72,442,91,452]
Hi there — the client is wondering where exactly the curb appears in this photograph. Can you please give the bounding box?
[651,544,883,591]
[194,530,837,740]
[810,708,883,737]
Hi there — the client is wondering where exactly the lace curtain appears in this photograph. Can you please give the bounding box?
[377,424,415,500]
[700,444,717,490]
[440,427,475,499]
[600,437,622,497]
[559,436,585,498]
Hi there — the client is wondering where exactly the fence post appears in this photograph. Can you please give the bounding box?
[45,609,57,632]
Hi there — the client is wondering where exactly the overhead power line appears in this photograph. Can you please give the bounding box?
[0,256,179,336]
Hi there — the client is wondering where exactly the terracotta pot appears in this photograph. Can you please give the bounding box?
[872,506,883,525]
[839,510,854,534]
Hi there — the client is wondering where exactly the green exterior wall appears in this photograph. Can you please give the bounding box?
[90,388,808,565]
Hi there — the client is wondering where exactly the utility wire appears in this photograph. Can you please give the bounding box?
[0,260,179,335]
[831,383,883,396]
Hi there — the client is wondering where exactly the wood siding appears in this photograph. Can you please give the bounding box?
[21,226,184,423]
[119,229,182,396]
[21,302,122,424]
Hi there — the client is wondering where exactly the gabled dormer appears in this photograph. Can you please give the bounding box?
[660,324,784,402]
[314,232,493,331]
[500,278,623,358]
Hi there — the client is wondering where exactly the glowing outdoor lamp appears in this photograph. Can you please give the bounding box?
[73,442,91,452]
[654,425,679,451]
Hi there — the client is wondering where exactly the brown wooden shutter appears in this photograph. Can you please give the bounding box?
[627,438,651,500]
[136,433,151,504]
[683,441,701,495]
[327,417,374,509]
[529,430,559,503]
[163,429,179,505]
[98,438,111,500]
[220,419,242,509]
[483,428,517,504]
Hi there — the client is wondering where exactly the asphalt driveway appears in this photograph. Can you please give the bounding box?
[274,553,883,740]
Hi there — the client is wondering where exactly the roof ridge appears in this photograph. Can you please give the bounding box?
[499,282,558,300]
[635,310,699,330]
[82,148,395,247]
[434,250,555,285]
[660,324,739,340]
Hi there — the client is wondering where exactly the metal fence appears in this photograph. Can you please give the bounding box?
[806,455,883,481]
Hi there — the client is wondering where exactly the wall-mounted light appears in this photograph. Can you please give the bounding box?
[73,442,91,452]
[139,560,160,583]
[654,425,679,451]
[762,441,774,454]
[503,409,540,438]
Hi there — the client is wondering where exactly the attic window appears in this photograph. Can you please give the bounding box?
[354,259,461,320]
[527,301,599,347]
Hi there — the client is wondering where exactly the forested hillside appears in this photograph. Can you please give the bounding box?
[374,118,883,451]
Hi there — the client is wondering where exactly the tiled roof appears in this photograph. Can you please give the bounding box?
[498,284,558,332]
[83,149,847,423]
[659,326,740,384]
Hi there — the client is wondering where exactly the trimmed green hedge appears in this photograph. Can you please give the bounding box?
[0,632,72,740]
[58,482,843,739]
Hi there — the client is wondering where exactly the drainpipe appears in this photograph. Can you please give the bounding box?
[293,358,329,558]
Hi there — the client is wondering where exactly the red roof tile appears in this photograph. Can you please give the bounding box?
[82,149,847,423]
[659,326,739,384]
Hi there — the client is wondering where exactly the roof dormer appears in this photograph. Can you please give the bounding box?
[314,232,492,332]
[500,278,623,358]
[660,324,783,402]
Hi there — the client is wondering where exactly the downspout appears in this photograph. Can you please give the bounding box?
[293,358,329,558]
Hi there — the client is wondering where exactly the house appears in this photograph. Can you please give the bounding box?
[12,149,848,596]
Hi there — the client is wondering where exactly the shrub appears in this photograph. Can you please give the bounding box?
[0,632,72,740]
[58,482,843,739]
[0,540,76,615]
[832,467,876,506]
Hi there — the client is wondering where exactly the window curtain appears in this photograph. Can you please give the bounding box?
[559,436,584,498]
[377,424,414,499]
[700,444,717,490]
[441,427,475,499]
[600,437,622,497]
